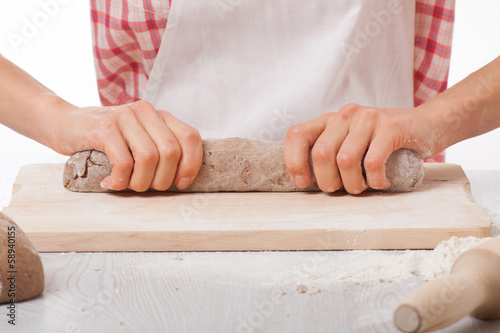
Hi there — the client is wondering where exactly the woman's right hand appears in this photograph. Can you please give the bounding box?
[46,99,203,192]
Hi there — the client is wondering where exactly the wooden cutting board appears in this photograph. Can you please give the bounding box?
[2,163,491,252]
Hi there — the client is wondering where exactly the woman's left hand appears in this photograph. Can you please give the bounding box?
[283,103,442,194]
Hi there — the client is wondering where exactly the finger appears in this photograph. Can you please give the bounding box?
[363,134,395,190]
[132,103,181,191]
[161,112,203,190]
[284,114,331,188]
[310,115,349,192]
[119,109,160,192]
[100,131,134,191]
[336,115,376,194]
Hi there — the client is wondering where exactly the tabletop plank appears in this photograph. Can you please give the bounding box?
[0,251,499,332]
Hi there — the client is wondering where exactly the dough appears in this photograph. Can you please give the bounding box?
[63,138,424,193]
[63,150,113,193]
[385,148,425,192]
[0,212,44,304]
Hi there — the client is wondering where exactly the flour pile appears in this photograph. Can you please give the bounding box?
[409,236,491,280]
[282,236,492,286]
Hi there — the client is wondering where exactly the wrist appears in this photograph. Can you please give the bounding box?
[35,94,76,152]
[413,102,451,158]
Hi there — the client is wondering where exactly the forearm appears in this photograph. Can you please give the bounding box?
[423,56,500,152]
[0,54,73,147]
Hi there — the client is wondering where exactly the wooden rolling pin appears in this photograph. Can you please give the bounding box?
[394,236,500,333]
[63,137,424,193]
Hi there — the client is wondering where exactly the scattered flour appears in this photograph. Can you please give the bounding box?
[411,236,491,280]
[282,236,492,286]
[350,236,492,282]
[157,236,494,288]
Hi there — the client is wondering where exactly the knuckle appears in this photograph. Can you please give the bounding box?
[363,156,383,172]
[311,144,333,163]
[131,100,155,112]
[113,157,134,173]
[358,109,379,126]
[322,111,336,119]
[157,109,172,119]
[336,151,357,169]
[318,112,336,123]
[98,116,119,135]
[179,127,202,145]
[159,140,181,161]
[284,160,304,176]
[361,107,378,118]
[338,103,361,116]
[136,148,159,164]
[117,106,135,121]
[286,124,306,140]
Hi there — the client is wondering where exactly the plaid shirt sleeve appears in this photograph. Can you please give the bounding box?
[90,0,455,162]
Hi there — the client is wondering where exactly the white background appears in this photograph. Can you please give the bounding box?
[0,0,499,170]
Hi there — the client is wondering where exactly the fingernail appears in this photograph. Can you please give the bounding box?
[100,179,111,190]
[294,175,308,188]
[176,177,192,189]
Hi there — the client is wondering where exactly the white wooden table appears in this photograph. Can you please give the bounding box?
[0,169,499,333]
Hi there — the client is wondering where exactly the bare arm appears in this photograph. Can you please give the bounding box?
[425,56,500,152]
[0,54,63,147]
[0,54,203,191]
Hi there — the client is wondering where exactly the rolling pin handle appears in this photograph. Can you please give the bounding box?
[394,273,483,333]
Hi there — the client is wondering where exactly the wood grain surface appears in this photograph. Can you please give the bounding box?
[0,170,499,332]
[0,252,499,333]
[2,163,492,251]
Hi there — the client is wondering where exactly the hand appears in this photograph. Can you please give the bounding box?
[47,100,203,192]
[284,103,442,194]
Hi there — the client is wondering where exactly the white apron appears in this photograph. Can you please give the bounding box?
[144,0,415,140]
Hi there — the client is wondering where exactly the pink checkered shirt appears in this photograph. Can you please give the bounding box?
[90,0,455,162]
